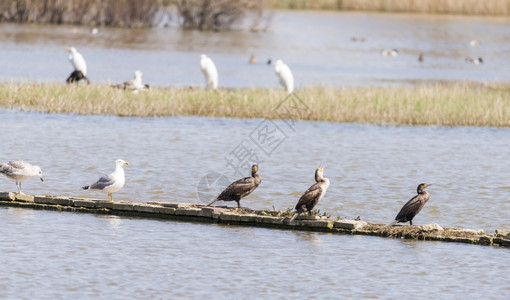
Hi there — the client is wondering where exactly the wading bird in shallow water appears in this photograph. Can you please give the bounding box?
[288,165,330,222]
[82,159,129,202]
[470,40,480,47]
[207,165,261,208]
[0,161,43,194]
[200,54,218,90]
[273,59,294,94]
[465,57,483,64]
[381,49,399,57]
[66,47,90,84]
[388,183,431,226]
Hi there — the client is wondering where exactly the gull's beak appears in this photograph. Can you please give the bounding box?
[65,47,70,51]
[124,162,129,166]
[40,177,44,182]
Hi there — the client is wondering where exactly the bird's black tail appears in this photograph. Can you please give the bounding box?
[82,185,90,190]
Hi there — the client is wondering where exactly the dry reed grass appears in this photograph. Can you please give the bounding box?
[1,82,509,127]
[270,0,510,16]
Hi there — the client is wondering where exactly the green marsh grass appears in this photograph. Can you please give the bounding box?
[1,82,509,127]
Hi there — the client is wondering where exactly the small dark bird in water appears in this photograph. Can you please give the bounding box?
[66,70,90,84]
[388,183,431,226]
[207,165,261,208]
[418,53,424,62]
[355,216,361,221]
[288,165,330,222]
[267,58,272,65]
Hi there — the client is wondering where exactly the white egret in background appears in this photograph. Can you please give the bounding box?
[66,47,89,84]
[273,59,294,94]
[200,54,218,90]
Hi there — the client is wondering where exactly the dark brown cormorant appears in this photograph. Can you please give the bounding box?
[207,165,261,208]
[66,70,90,84]
[388,183,431,226]
[289,166,330,222]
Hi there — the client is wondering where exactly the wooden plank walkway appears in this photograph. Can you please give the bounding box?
[1,192,509,248]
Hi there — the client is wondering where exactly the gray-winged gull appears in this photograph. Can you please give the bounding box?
[0,160,44,194]
[82,159,129,202]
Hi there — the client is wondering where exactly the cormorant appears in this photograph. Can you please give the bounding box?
[207,165,261,208]
[388,183,431,226]
[66,70,90,84]
[289,166,330,222]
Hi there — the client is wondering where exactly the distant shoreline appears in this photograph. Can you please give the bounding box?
[269,0,510,16]
[1,1,508,30]
[1,82,509,127]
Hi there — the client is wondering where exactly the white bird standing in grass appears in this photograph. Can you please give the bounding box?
[200,54,218,90]
[66,47,89,84]
[0,161,43,194]
[122,70,145,92]
[273,60,294,94]
[82,159,129,202]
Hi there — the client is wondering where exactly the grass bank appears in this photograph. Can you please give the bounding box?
[1,82,509,127]
[269,0,510,16]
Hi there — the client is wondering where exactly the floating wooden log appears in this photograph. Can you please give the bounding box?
[1,192,509,248]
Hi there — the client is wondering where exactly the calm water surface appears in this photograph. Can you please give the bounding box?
[1,110,510,231]
[1,11,510,87]
[1,111,510,297]
[1,208,509,299]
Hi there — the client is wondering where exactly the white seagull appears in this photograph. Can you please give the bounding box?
[122,70,145,91]
[200,54,218,90]
[82,159,129,202]
[273,59,294,94]
[0,161,43,194]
